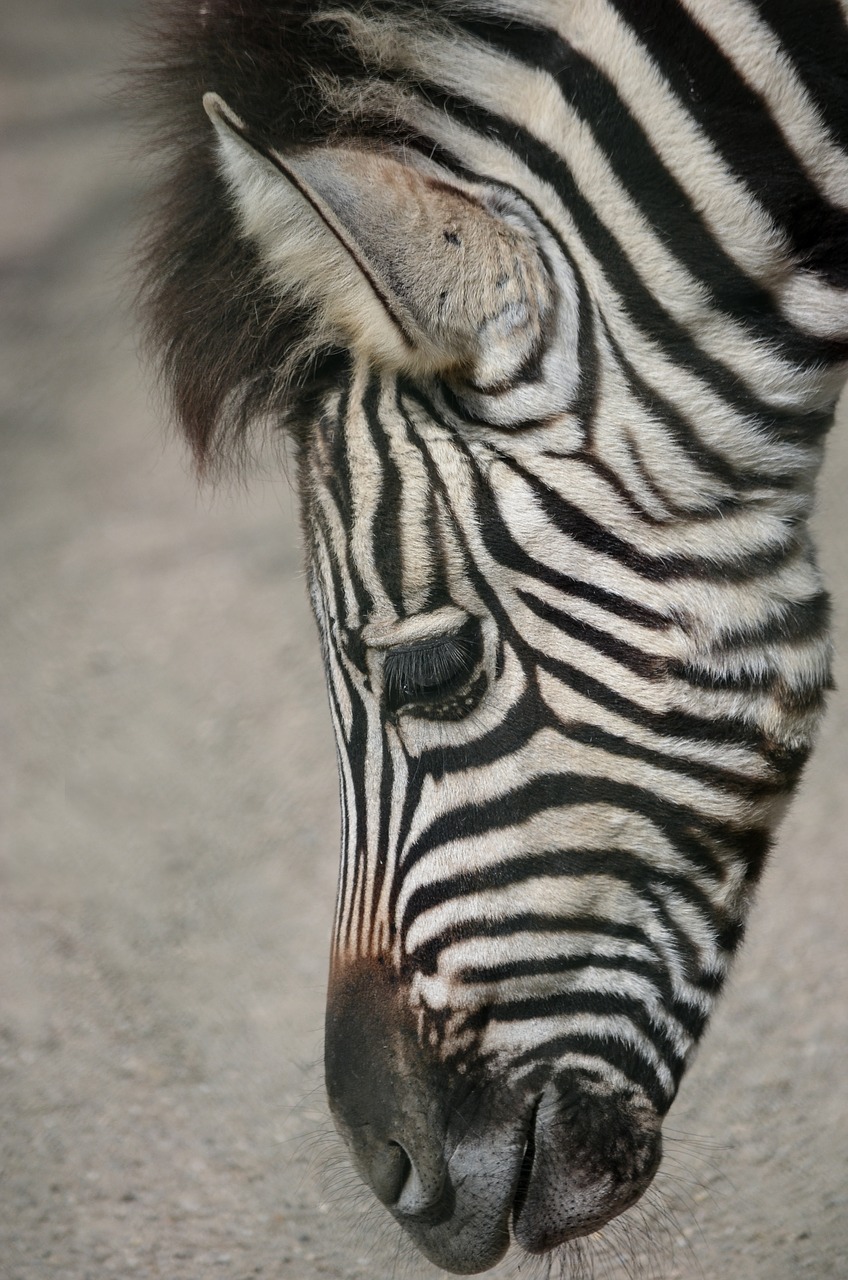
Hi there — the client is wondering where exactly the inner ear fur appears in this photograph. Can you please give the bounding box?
[204,91,554,383]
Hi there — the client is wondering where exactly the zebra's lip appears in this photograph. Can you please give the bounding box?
[510,1085,663,1254]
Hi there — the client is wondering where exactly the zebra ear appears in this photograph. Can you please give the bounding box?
[204,92,554,385]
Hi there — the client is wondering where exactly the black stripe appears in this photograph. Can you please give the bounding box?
[402,870,720,989]
[463,990,688,1079]
[457,953,709,1040]
[414,677,541,781]
[507,1031,673,1111]
[602,321,801,492]
[407,910,663,973]
[407,85,836,437]
[401,771,747,884]
[562,721,783,797]
[368,722,395,951]
[516,587,666,677]
[458,13,847,360]
[748,0,848,180]
[606,0,848,285]
[505,454,796,583]
[308,391,375,623]
[400,846,721,945]
[713,588,832,650]
[330,689,353,940]
[346,709,370,954]
[364,375,407,614]
[533,645,761,748]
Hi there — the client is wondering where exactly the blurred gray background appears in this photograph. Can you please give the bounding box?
[1,3,846,1277]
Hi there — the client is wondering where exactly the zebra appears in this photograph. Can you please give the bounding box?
[138,0,848,1273]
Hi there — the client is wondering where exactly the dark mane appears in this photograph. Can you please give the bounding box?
[135,0,421,473]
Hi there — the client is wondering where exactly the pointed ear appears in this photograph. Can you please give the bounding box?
[203,92,554,383]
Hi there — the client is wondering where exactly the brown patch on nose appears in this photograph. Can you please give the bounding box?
[325,955,414,1131]
[325,956,438,1126]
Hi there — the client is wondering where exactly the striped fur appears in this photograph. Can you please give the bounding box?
[140,0,848,1271]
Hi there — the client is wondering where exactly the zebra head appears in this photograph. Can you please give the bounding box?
[142,3,847,1274]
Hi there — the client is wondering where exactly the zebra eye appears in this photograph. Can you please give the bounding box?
[383,618,483,715]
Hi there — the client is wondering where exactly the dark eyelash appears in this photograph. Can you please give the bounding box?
[385,637,470,697]
[384,619,481,713]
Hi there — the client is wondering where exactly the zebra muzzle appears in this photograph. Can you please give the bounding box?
[325,963,663,1273]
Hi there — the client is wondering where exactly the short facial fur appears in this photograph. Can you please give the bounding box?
[139,1,848,1272]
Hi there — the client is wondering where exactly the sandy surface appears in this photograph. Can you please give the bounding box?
[1,4,847,1278]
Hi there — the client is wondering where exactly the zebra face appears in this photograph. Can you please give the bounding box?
[141,3,846,1272]
[199,80,836,1275]
[301,356,810,1272]
[306,372,677,1271]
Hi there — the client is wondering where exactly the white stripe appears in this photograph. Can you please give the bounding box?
[680,0,848,210]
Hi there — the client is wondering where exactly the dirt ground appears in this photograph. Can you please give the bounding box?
[1,4,846,1278]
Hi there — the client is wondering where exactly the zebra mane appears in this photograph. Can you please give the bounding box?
[136,0,488,473]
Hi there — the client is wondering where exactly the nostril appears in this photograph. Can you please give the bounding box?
[396,1152,443,1218]
[370,1140,411,1206]
[370,1140,449,1220]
